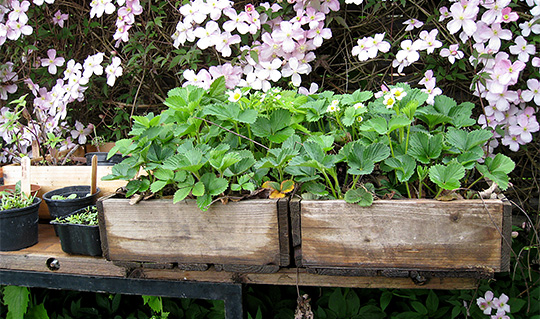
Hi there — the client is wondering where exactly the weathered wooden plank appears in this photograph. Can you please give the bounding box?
[3,165,126,219]
[289,197,303,267]
[0,225,478,290]
[98,198,282,266]
[300,199,507,272]
[500,200,512,272]
[0,226,124,277]
[277,197,290,267]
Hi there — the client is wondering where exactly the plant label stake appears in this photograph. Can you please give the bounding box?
[91,155,98,196]
[21,156,31,197]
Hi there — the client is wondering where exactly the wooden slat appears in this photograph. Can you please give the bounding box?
[300,199,508,272]
[98,198,282,266]
[0,226,124,277]
[0,225,478,289]
[3,165,127,219]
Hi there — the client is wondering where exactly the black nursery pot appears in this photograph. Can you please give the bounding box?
[0,197,41,251]
[50,206,102,256]
[43,186,101,219]
[85,152,125,166]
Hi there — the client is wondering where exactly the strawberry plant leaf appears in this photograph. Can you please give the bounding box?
[446,127,492,153]
[344,187,373,206]
[476,154,515,190]
[408,132,443,164]
[384,154,416,182]
[2,286,30,319]
[428,161,466,190]
[173,185,191,203]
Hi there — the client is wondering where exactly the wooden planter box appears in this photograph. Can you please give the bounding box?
[97,197,290,273]
[291,199,512,278]
[3,165,127,219]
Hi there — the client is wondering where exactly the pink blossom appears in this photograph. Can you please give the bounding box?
[440,44,464,64]
[172,21,195,48]
[70,121,93,144]
[447,1,478,36]
[498,7,519,23]
[320,0,340,14]
[491,309,510,319]
[298,82,319,95]
[223,8,250,34]
[301,7,325,29]
[476,291,495,315]
[480,0,510,24]
[509,113,540,143]
[509,36,536,62]
[8,0,30,21]
[90,0,116,19]
[493,293,511,314]
[113,24,132,45]
[52,10,69,28]
[403,18,423,31]
[208,63,243,89]
[41,49,65,75]
[179,1,207,25]
[282,57,310,87]
[272,21,304,53]
[6,14,33,40]
[83,52,104,78]
[194,21,220,50]
[215,32,240,57]
[417,29,442,54]
[522,78,540,106]
[519,18,540,37]
[439,6,450,21]
[105,57,123,86]
[307,22,332,47]
[183,69,212,89]
[419,70,436,88]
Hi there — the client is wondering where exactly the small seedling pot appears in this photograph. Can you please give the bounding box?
[85,152,126,166]
[0,197,41,251]
[43,186,101,219]
[50,206,102,256]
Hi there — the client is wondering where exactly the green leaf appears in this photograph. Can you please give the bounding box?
[380,291,392,311]
[384,155,416,182]
[251,109,294,143]
[388,116,412,132]
[173,185,191,203]
[446,127,493,152]
[428,161,466,190]
[347,142,390,175]
[150,180,168,193]
[344,187,373,206]
[328,288,347,318]
[426,290,439,315]
[207,76,226,98]
[25,303,49,319]
[359,117,389,135]
[411,301,428,315]
[153,168,174,181]
[476,154,515,190]
[200,173,228,196]
[191,181,205,197]
[408,132,443,164]
[2,286,30,319]
[142,296,163,314]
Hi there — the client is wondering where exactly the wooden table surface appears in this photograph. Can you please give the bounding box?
[0,224,479,290]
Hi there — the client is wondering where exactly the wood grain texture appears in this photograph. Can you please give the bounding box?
[3,165,126,219]
[0,225,478,289]
[99,198,282,266]
[300,199,507,272]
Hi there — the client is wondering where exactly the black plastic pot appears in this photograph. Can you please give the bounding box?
[85,152,125,166]
[50,206,102,256]
[43,186,101,219]
[0,197,41,251]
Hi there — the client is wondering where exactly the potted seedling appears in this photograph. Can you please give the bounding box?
[43,186,101,219]
[0,181,41,251]
[50,205,102,256]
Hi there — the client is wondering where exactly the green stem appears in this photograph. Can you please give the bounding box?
[405,182,411,198]
[467,176,484,190]
[421,181,436,195]
[435,187,443,198]
[405,124,411,154]
[418,180,423,199]
[387,133,395,157]
[322,170,338,199]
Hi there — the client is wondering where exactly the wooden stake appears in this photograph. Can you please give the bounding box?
[21,156,31,196]
[91,155,98,195]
